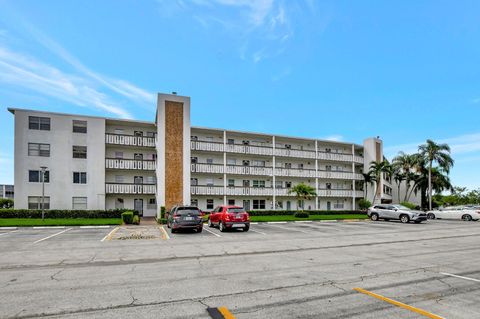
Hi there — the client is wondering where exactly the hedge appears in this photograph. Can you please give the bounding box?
[0,209,137,219]
[122,211,134,224]
[246,210,366,216]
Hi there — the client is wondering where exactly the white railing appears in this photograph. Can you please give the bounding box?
[106,158,156,170]
[317,152,354,162]
[353,155,364,164]
[191,141,224,152]
[317,189,354,197]
[275,167,316,178]
[225,144,273,156]
[191,163,224,174]
[105,134,156,147]
[191,186,275,196]
[275,148,316,159]
[317,171,356,179]
[105,183,156,194]
[226,166,273,176]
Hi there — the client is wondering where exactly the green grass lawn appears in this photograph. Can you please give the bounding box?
[0,218,122,227]
[249,214,368,222]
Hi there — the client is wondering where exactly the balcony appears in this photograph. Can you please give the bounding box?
[317,170,364,180]
[275,148,316,159]
[105,183,156,194]
[275,167,316,178]
[106,133,155,148]
[191,185,274,196]
[225,144,273,156]
[317,152,354,162]
[191,163,224,174]
[191,140,224,152]
[226,165,273,176]
[106,158,156,170]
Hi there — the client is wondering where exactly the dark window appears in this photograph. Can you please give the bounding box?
[206,199,214,210]
[73,146,87,159]
[28,143,50,157]
[228,199,235,206]
[72,120,87,133]
[149,198,156,205]
[29,170,49,183]
[28,196,50,209]
[253,200,266,210]
[73,172,87,184]
[29,116,50,130]
[227,139,234,144]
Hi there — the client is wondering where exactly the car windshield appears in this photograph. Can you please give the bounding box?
[176,208,200,216]
[227,208,246,213]
[391,205,410,210]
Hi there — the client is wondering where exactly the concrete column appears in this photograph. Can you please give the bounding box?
[223,130,227,205]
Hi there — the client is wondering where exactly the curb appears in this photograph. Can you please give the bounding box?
[0,227,18,230]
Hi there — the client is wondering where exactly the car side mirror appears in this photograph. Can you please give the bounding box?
[394,209,398,211]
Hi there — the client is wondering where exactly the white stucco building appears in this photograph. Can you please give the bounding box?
[9,92,392,217]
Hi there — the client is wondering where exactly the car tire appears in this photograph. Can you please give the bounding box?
[219,222,226,232]
[400,214,410,224]
[370,213,379,221]
[197,227,203,233]
[243,225,249,232]
[208,219,214,228]
[462,214,473,221]
[427,213,436,220]
[414,220,422,224]
[384,218,390,222]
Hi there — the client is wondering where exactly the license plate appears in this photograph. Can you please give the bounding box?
[232,223,244,228]
[184,217,194,221]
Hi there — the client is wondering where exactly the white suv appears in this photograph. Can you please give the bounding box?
[368,204,427,224]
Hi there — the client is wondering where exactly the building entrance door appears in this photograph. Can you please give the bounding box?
[243,200,250,211]
[134,199,143,216]
[327,201,331,210]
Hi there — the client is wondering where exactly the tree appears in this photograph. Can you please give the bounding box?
[392,152,418,202]
[368,160,389,204]
[288,183,317,211]
[419,140,454,210]
[393,171,405,203]
[0,198,13,209]
[362,172,376,200]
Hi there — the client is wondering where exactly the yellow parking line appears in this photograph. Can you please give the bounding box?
[159,226,170,240]
[101,226,120,242]
[353,287,445,319]
[218,307,236,319]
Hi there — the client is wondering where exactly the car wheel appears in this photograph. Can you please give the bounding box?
[462,214,473,221]
[427,213,436,220]
[400,214,410,224]
[219,222,226,232]
[197,227,203,233]
[384,218,390,222]
[414,220,422,224]
[370,213,379,221]
[243,225,249,232]
[208,219,214,228]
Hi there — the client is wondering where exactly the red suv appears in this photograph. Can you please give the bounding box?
[208,205,250,232]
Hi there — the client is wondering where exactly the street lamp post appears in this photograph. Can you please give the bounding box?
[40,166,47,220]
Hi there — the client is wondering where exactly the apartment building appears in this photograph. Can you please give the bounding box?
[0,184,14,199]
[9,93,391,217]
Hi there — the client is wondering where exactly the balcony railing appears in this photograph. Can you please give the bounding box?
[106,158,156,170]
[191,163,224,174]
[191,186,275,196]
[275,167,316,178]
[226,165,273,176]
[105,183,156,194]
[106,133,156,147]
[317,152,354,162]
[225,144,273,156]
[275,148,316,159]
[317,170,364,180]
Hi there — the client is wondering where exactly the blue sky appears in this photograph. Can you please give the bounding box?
[0,0,479,190]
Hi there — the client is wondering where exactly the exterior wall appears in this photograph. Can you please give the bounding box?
[13,110,105,210]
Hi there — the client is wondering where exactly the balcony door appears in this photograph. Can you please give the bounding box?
[134,176,143,193]
[134,176,143,184]
[134,199,143,216]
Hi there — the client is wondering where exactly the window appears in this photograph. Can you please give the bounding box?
[145,176,156,184]
[228,199,235,206]
[115,152,123,159]
[134,131,143,137]
[148,198,156,209]
[191,135,198,141]
[191,199,198,206]
[115,175,124,183]
[29,116,50,130]
[298,163,304,169]
[326,165,331,171]
[326,183,332,189]
[242,160,250,166]
[276,201,283,209]
[73,172,87,184]
[206,178,214,186]
[275,180,283,188]
[253,160,265,167]
[206,199,214,210]
[228,179,235,187]
[206,158,214,164]
[191,157,198,163]
[227,159,236,165]
[28,143,50,157]
[29,170,49,183]
[243,180,250,187]
[72,120,87,133]
[285,181,292,188]
[242,140,250,145]
[73,146,87,159]
[114,128,124,134]
[28,196,50,209]
[285,163,292,169]
[252,180,265,188]
[285,144,291,149]
[253,199,266,210]
[115,198,124,209]
[146,132,156,138]
[72,197,87,209]
[325,148,331,153]
[191,178,198,186]
[227,139,234,145]
[134,153,143,160]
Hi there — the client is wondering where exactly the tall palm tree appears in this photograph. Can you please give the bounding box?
[419,140,454,210]
[368,160,388,204]
[362,172,375,200]
[408,167,453,206]
[393,170,405,203]
[288,183,317,211]
[392,152,418,202]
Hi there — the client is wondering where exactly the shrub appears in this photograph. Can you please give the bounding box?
[358,199,371,210]
[132,215,140,225]
[0,209,133,219]
[121,211,134,224]
[400,202,417,210]
[294,211,309,218]
[160,206,166,219]
[0,199,14,209]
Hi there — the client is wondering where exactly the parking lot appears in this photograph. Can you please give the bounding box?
[1,219,480,318]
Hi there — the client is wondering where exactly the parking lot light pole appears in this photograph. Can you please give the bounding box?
[40,166,47,220]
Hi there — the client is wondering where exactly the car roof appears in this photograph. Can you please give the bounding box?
[219,205,244,209]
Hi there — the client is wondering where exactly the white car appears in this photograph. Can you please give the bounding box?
[427,206,480,221]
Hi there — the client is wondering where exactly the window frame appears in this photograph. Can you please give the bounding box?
[72,197,87,210]
[29,116,51,131]
[72,145,87,159]
[72,120,87,133]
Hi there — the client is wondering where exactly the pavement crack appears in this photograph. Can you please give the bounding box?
[50,269,64,281]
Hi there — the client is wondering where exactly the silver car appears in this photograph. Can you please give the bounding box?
[368,204,428,224]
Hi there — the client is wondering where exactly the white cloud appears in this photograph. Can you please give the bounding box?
[0,46,132,118]
[321,134,344,142]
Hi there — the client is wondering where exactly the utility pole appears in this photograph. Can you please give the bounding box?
[40,166,47,220]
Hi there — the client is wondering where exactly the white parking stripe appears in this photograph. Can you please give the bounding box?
[250,229,266,235]
[0,227,17,230]
[101,227,120,242]
[441,272,480,283]
[268,224,309,233]
[34,228,72,243]
[0,230,18,236]
[295,220,312,223]
[203,227,221,237]
[80,226,111,229]
[33,226,66,229]
[267,221,287,224]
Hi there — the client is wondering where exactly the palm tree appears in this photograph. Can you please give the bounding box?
[288,183,317,211]
[393,170,405,203]
[368,160,388,204]
[408,167,453,206]
[419,140,454,210]
[392,152,418,202]
[362,172,376,200]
